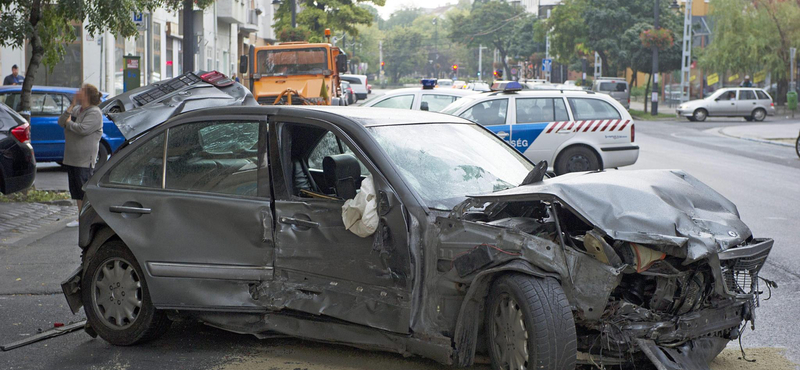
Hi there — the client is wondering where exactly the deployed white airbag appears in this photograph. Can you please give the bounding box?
[342,176,379,237]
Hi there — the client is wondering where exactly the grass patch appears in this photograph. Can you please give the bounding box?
[629,109,675,120]
[0,189,71,203]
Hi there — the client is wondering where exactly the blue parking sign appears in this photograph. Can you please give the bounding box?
[542,59,552,72]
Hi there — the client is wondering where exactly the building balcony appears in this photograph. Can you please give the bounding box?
[240,10,260,33]
[217,0,247,25]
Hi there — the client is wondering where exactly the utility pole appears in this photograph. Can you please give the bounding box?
[146,12,153,84]
[479,44,487,82]
[791,47,797,92]
[182,0,195,73]
[594,52,602,79]
[291,0,296,28]
[651,0,660,116]
[379,40,384,87]
[679,0,693,102]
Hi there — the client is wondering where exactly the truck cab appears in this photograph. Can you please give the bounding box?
[240,39,348,106]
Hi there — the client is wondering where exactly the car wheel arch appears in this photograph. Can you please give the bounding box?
[553,142,604,171]
[450,259,560,366]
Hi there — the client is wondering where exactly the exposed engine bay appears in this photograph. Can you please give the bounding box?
[445,169,774,369]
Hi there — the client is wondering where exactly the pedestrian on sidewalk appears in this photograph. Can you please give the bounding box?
[3,64,24,85]
[58,84,103,228]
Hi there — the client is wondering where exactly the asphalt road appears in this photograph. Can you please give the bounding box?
[2,107,799,369]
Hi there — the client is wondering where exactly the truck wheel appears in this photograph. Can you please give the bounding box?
[554,146,600,175]
[486,275,576,370]
[81,240,170,345]
[692,109,707,122]
[752,108,766,122]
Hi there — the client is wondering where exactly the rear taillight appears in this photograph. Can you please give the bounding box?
[11,123,30,144]
[631,123,635,143]
[770,102,774,107]
[200,71,234,87]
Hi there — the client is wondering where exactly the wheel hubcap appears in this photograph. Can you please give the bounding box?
[92,258,142,329]
[696,111,706,120]
[492,294,529,370]
[566,154,591,172]
[755,110,765,120]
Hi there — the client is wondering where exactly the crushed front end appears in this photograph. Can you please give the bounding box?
[448,169,775,369]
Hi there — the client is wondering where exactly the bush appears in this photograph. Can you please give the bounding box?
[398,76,421,85]
[631,86,646,99]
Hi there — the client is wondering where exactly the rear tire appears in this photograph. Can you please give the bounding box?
[554,146,600,176]
[687,116,697,122]
[752,108,766,122]
[81,240,170,345]
[744,116,754,122]
[486,275,577,370]
[795,135,800,159]
[95,143,110,169]
[692,108,707,122]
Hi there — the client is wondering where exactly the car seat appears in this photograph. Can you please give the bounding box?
[322,154,361,199]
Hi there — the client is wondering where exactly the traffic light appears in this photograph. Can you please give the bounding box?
[452,64,458,71]
[381,61,385,68]
[494,69,503,79]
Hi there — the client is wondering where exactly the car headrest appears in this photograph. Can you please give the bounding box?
[322,154,361,199]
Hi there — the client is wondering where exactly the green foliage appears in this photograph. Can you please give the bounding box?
[278,28,311,42]
[382,26,426,83]
[544,0,683,75]
[0,189,70,203]
[273,0,384,42]
[382,7,423,30]
[447,0,531,78]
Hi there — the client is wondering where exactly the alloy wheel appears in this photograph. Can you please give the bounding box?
[91,258,143,330]
[491,293,529,370]
[566,154,591,173]
[753,109,766,121]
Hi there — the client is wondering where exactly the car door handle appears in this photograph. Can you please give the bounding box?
[109,205,151,214]
[280,217,319,229]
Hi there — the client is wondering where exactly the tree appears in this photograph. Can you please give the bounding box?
[0,0,212,122]
[273,0,385,43]
[382,26,426,83]
[382,7,423,30]
[700,0,800,104]
[448,0,528,79]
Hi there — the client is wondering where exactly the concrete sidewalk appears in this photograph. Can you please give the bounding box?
[629,99,677,115]
[714,122,800,147]
[0,201,77,247]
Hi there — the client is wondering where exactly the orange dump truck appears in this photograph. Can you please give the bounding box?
[239,39,349,106]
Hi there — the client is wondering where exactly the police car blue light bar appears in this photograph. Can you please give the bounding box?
[421,79,437,90]
[490,81,522,92]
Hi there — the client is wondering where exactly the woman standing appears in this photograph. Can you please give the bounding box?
[58,84,103,227]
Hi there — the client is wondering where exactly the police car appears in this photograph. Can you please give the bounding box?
[440,81,639,175]
[361,79,478,112]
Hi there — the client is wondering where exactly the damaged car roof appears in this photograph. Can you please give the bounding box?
[469,169,751,263]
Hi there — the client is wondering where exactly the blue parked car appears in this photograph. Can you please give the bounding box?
[0,86,125,168]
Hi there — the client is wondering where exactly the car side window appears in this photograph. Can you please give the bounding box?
[516,98,569,123]
[106,132,165,188]
[165,121,260,196]
[0,93,19,110]
[567,98,621,120]
[421,94,458,112]
[28,94,48,115]
[460,99,509,126]
[738,90,756,100]
[756,90,770,100]
[373,95,414,109]
[41,94,64,115]
[308,131,369,176]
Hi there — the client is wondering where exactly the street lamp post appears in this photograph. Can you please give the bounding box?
[651,0,660,116]
[272,0,296,28]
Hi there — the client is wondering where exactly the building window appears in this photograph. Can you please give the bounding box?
[136,29,146,86]
[207,47,213,71]
[115,35,125,95]
[177,42,183,75]
[166,39,174,79]
[153,22,161,82]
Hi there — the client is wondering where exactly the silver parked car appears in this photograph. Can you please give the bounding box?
[592,78,630,110]
[677,88,775,122]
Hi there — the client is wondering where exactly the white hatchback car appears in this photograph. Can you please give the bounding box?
[440,83,639,175]
[361,86,479,112]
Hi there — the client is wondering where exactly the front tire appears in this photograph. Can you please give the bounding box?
[81,240,170,345]
[486,275,577,370]
[554,146,600,176]
[693,108,708,122]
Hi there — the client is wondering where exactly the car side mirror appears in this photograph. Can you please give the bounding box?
[336,54,348,73]
[420,101,429,111]
[239,55,248,74]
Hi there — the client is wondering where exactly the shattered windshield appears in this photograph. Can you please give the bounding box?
[257,48,329,76]
[369,123,533,210]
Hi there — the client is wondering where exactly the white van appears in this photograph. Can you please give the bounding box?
[340,74,369,100]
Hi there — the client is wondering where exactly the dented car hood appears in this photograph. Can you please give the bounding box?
[469,169,751,263]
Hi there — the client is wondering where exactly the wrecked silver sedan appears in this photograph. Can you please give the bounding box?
[61,104,772,370]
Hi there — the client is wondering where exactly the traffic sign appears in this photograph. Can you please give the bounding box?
[511,68,518,75]
[133,12,143,25]
[542,59,552,72]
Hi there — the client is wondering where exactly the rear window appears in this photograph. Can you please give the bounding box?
[567,98,621,120]
[341,77,363,85]
[599,82,627,92]
[756,90,770,100]
[421,94,459,112]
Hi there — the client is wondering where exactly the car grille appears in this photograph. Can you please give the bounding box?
[718,239,772,304]
[132,72,202,106]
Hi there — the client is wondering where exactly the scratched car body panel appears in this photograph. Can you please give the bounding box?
[61,104,773,370]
